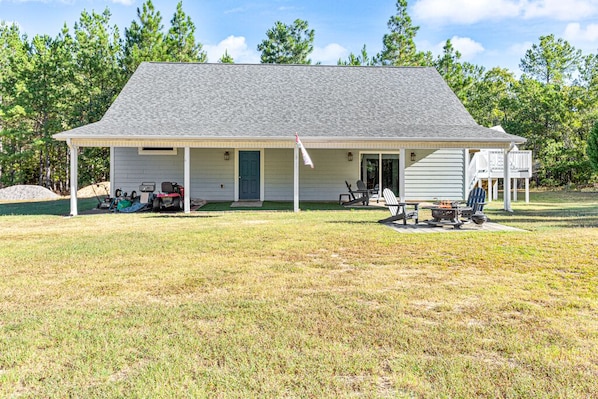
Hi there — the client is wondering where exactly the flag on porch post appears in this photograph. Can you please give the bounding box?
[295,133,314,168]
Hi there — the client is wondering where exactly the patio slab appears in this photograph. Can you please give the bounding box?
[383,221,526,233]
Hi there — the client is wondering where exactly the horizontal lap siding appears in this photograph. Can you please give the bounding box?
[264,149,293,200]
[113,147,234,200]
[265,149,355,201]
[114,147,465,202]
[405,149,464,200]
[113,147,184,196]
[191,149,235,200]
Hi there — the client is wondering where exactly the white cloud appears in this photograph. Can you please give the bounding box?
[422,36,484,61]
[204,35,260,64]
[412,0,521,24]
[110,0,135,5]
[564,22,598,43]
[449,36,485,61]
[522,0,598,20]
[412,0,598,24]
[311,43,348,65]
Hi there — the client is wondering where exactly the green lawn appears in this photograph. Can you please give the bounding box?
[0,191,597,398]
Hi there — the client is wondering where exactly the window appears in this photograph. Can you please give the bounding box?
[138,147,177,155]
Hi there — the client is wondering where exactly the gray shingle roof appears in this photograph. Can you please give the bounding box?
[55,62,525,143]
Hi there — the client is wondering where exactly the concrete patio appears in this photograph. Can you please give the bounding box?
[382,221,526,233]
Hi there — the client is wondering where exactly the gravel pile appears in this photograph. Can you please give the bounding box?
[0,185,61,201]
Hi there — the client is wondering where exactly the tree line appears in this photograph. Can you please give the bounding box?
[1,0,597,192]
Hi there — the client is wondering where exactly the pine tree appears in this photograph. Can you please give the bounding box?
[587,122,598,173]
[376,0,431,66]
[218,49,234,64]
[258,19,314,64]
[166,1,207,62]
[123,0,168,75]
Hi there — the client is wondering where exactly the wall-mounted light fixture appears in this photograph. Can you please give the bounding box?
[347,152,353,162]
[224,151,230,161]
[410,152,416,162]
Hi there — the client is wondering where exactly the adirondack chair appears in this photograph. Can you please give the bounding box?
[460,187,487,220]
[378,188,419,225]
[340,180,369,206]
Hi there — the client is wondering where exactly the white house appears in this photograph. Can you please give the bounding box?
[54,62,526,215]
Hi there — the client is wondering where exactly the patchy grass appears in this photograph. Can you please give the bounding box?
[0,191,597,398]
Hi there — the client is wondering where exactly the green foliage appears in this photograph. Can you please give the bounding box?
[376,0,431,66]
[166,1,207,63]
[434,39,484,105]
[466,67,517,127]
[218,49,234,64]
[123,0,168,75]
[338,45,374,66]
[123,1,206,75]
[520,34,582,84]
[0,2,207,190]
[587,122,598,172]
[257,19,314,64]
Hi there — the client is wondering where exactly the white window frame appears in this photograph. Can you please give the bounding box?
[138,147,178,156]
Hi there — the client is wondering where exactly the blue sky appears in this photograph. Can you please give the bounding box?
[2,0,598,74]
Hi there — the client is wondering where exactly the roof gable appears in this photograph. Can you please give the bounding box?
[55,62,525,144]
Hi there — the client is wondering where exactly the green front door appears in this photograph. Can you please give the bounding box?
[239,151,260,200]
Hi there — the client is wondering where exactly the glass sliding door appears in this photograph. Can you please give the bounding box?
[361,154,380,192]
[382,154,400,195]
[361,153,401,196]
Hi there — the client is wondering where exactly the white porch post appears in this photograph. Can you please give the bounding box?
[184,147,190,213]
[293,145,299,212]
[525,178,530,203]
[67,140,78,216]
[487,177,492,202]
[504,147,512,211]
[513,178,518,202]
[399,148,406,202]
[464,149,469,199]
[493,180,498,200]
[109,147,115,197]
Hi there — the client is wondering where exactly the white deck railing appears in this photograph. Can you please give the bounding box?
[468,150,533,191]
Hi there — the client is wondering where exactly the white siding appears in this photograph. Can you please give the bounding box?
[405,149,464,200]
[113,147,184,196]
[113,147,235,200]
[191,149,235,200]
[264,149,355,201]
[113,147,465,202]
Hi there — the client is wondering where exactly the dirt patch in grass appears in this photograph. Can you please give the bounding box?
[76,182,111,198]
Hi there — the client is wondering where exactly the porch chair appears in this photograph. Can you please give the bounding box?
[459,187,487,220]
[340,180,369,206]
[357,180,380,203]
[378,188,419,225]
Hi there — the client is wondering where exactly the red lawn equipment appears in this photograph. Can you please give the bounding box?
[152,182,184,212]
